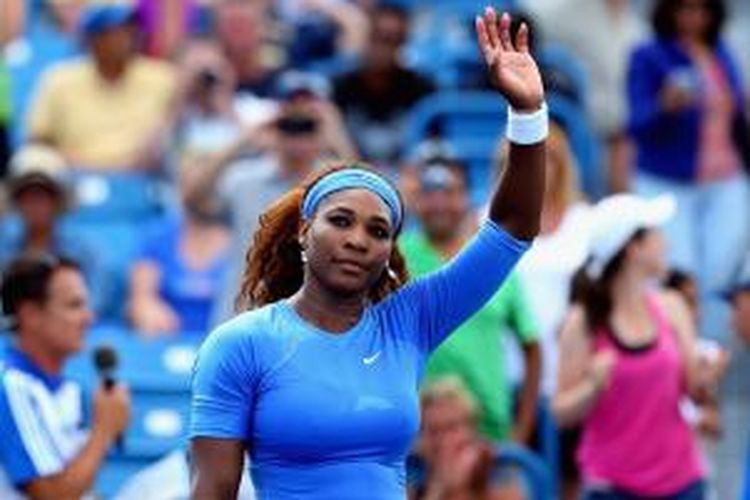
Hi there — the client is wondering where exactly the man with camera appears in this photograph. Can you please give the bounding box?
[0,257,130,498]
[181,70,356,324]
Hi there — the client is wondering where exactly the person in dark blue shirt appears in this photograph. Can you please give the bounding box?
[190,8,548,499]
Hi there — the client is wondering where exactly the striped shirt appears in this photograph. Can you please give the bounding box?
[0,347,88,499]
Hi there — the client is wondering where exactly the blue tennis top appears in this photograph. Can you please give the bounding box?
[190,220,530,499]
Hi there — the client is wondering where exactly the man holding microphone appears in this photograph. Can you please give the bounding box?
[0,256,130,499]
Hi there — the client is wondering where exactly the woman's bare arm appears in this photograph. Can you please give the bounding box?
[190,438,245,500]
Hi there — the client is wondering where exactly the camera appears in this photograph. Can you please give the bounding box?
[197,68,220,90]
[276,115,319,136]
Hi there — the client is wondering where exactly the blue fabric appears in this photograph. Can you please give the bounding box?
[139,217,228,333]
[743,437,750,500]
[190,220,529,499]
[79,4,136,37]
[0,380,39,486]
[302,169,403,230]
[0,348,65,487]
[583,480,705,500]
[626,39,747,182]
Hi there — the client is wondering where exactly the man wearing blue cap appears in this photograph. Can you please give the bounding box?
[399,157,542,445]
[27,3,175,171]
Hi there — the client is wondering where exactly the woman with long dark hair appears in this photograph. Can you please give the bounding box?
[189,8,547,498]
[627,0,749,336]
[554,194,723,500]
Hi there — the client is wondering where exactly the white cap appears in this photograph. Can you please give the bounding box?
[587,193,676,278]
[9,144,67,178]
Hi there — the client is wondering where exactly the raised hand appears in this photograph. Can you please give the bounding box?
[476,8,544,112]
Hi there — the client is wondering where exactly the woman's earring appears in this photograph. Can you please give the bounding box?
[387,265,398,281]
[300,249,308,263]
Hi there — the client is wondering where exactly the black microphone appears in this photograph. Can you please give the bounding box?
[93,345,123,450]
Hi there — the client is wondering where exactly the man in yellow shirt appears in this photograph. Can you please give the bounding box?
[27,3,176,171]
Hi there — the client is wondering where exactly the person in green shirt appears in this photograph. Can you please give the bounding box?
[0,59,10,177]
[400,157,542,443]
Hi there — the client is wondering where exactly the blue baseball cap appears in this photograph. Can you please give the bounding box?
[79,4,137,38]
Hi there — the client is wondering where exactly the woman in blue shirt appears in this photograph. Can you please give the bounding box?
[190,8,547,499]
[627,0,750,337]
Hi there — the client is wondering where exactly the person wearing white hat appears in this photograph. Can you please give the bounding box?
[0,145,103,313]
[553,193,725,500]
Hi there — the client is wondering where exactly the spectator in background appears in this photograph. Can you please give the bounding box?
[400,158,541,445]
[136,0,199,59]
[554,194,724,499]
[408,377,523,500]
[216,0,280,100]
[181,71,356,325]
[279,0,369,67]
[0,145,105,314]
[0,59,9,179]
[628,0,750,339]
[723,277,750,500]
[128,165,231,336]
[511,123,590,401]
[334,3,435,165]
[530,0,646,192]
[727,280,750,347]
[507,124,590,500]
[170,36,242,171]
[0,0,24,47]
[3,0,83,148]
[665,268,724,498]
[0,256,130,498]
[27,3,176,171]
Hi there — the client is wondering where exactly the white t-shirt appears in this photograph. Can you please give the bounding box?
[513,203,592,396]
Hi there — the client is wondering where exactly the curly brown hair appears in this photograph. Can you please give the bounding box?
[235,163,410,311]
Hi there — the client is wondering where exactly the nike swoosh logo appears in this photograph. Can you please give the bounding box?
[362,352,381,365]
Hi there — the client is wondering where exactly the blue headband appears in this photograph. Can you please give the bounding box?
[302,169,403,229]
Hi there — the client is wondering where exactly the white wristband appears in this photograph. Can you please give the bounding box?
[506,102,549,145]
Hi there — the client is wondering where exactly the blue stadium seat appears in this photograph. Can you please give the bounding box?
[68,327,203,390]
[405,90,604,203]
[60,172,172,321]
[64,327,203,496]
[126,390,191,456]
[66,171,169,222]
[538,43,590,109]
[405,91,506,205]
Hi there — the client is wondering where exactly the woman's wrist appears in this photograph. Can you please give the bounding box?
[506,102,549,145]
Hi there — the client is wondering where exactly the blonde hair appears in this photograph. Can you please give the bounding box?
[493,122,582,211]
[420,376,480,422]
[545,122,582,211]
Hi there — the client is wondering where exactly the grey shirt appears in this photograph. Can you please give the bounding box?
[211,155,297,326]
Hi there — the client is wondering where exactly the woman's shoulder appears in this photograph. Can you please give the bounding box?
[200,303,286,356]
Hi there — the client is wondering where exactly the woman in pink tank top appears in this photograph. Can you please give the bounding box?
[554,194,723,500]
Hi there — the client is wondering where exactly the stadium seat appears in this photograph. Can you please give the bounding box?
[126,390,191,456]
[538,43,590,109]
[66,171,170,222]
[405,90,604,203]
[60,171,172,321]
